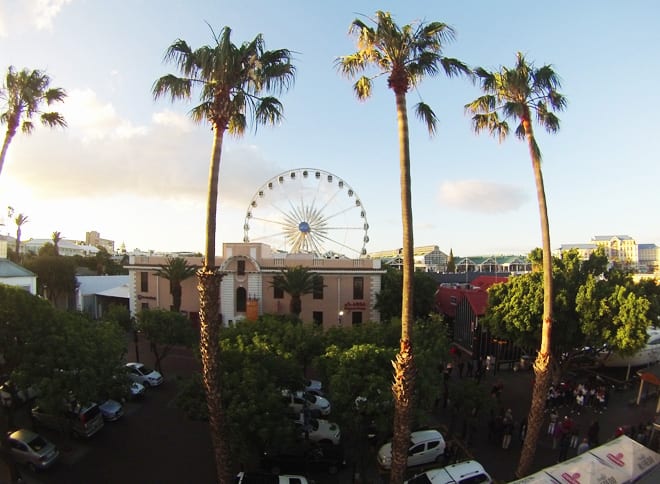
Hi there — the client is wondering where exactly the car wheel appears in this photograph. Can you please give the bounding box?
[435,454,443,463]
[142,380,150,388]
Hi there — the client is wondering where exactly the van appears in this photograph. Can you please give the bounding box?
[31,402,105,438]
[405,460,493,484]
[377,429,446,470]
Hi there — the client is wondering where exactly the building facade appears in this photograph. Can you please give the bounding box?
[126,242,385,329]
[86,231,115,254]
[369,245,449,272]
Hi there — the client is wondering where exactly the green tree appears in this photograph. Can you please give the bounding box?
[446,249,456,273]
[152,27,295,482]
[466,52,566,477]
[155,256,198,312]
[23,255,78,308]
[103,303,133,332]
[376,267,439,322]
[51,231,62,256]
[138,309,196,374]
[14,212,28,263]
[0,66,67,178]
[271,266,319,318]
[338,13,469,481]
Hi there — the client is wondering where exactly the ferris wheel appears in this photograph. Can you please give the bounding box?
[243,168,369,257]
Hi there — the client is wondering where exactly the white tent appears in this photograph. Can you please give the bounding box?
[588,435,660,482]
[509,436,660,484]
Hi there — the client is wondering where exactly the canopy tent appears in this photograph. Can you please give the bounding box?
[509,436,660,484]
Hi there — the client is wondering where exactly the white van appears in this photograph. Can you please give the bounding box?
[405,460,493,484]
[377,429,446,470]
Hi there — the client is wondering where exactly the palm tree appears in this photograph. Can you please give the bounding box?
[465,52,566,478]
[337,11,470,483]
[51,231,61,256]
[152,27,294,483]
[156,256,198,312]
[13,212,28,261]
[0,66,67,178]
[271,266,319,317]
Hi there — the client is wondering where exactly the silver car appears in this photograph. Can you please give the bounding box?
[7,428,59,471]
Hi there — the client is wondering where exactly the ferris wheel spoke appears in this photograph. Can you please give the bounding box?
[312,230,361,255]
[248,216,293,229]
[249,229,291,243]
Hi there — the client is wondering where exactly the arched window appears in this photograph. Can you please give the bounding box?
[236,287,247,313]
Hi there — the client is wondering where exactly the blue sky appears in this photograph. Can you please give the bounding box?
[1,0,658,257]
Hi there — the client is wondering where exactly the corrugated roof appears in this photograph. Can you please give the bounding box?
[0,258,35,278]
[76,275,129,296]
[96,284,129,299]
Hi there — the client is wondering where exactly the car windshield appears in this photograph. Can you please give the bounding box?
[304,394,317,403]
[27,435,48,452]
[139,366,154,375]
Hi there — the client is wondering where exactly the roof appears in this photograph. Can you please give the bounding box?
[592,235,634,241]
[76,275,129,296]
[96,284,129,299]
[560,243,597,250]
[639,244,658,249]
[0,258,35,278]
[410,429,443,444]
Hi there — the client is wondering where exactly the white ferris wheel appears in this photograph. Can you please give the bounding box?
[243,168,369,258]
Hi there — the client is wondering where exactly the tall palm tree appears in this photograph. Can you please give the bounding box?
[465,52,566,478]
[0,66,67,178]
[156,256,198,312]
[13,212,28,261]
[338,11,470,483]
[51,231,61,256]
[271,265,318,317]
[152,27,294,483]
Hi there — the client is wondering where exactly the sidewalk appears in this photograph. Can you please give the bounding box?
[430,364,659,483]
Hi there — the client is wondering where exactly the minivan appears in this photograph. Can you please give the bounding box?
[377,429,446,470]
[31,402,104,438]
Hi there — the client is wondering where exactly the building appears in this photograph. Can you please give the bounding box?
[125,242,385,329]
[558,243,599,260]
[85,231,115,254]
[591,235,639,267]
[639,244,660,274]
[22,238,100,257]
[369,245,449,272]
[454,255,531,274]
[76,275,129,319]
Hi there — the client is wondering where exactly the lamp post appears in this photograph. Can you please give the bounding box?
[338,310,344,325]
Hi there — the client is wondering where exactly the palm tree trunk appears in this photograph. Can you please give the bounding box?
[198,127,232,483]
[516,122,554,478]
[0,126,16,179]
[390,90,416,484]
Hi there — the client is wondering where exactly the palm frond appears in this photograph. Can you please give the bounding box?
[354,76,372,100]
[414,102,438,136]
[189,102,213,125]
[20,120,34,134]
[254,97,284,126]
[44,87,67,104]
[40,112,67,128]
[439,57,471,78]
[336,53,367,77]
[152,75,193,102]
[514,123,526,140]
[464,95,496,115]
[163,39,198,78]
[471,113,509,142]
[228,112,247,136]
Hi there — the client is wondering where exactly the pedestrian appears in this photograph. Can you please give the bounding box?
[519,415,528,444]
[502,408,514,449]
[548,409,559,436]
[587,419,600,447]
[577,437,590,455]
[558,432,571,462]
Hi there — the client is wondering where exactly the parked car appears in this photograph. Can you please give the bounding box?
[302,379,323,395]
[98,398,124,421]
[31,402,104,439]
[405,460,493,484]
[236,471,310,483]
[282,390,331,416]
[295,418,341,445]
[129,381,146,399]
[598,327,660,367]
[377,429,446,470]
[6,428,59,471]
[126,362,163,387]
[261,442,346,475]
[0,379,39,408]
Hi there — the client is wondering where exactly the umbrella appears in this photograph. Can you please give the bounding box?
[588,435,660,482]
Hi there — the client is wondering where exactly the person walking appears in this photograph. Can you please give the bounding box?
[587,419,600,447]
[502,408,514,449]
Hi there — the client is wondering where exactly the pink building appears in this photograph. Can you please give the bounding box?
[126,242,384,329]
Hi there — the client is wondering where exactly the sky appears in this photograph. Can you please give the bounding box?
[0,0,658,257]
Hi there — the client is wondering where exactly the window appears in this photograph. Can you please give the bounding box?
[237,259,245,275]
[236,287,247,312]
[313,311,323,326]
[140,272,149,292]
[141,302,149,311]
[274,285,284,299]
[313,276,324,299]
[409,443,424,456]
[352,312,363,325]
[353,276,364,300]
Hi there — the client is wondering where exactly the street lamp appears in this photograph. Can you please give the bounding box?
[338,310,344,325]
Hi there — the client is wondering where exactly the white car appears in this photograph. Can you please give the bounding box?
[378,429,446,470]
[126,362,163,387]
[405,460,493,484]
[236,471,310,484]
[283,390,331,416]
[303,378,323,394]
[598,328,660,367]
[98,399,124,421]
[296,418,341,445]
[130,381,146,398]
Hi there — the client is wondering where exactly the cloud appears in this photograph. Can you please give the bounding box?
[439,179,528,213]
[31,0,72,30]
